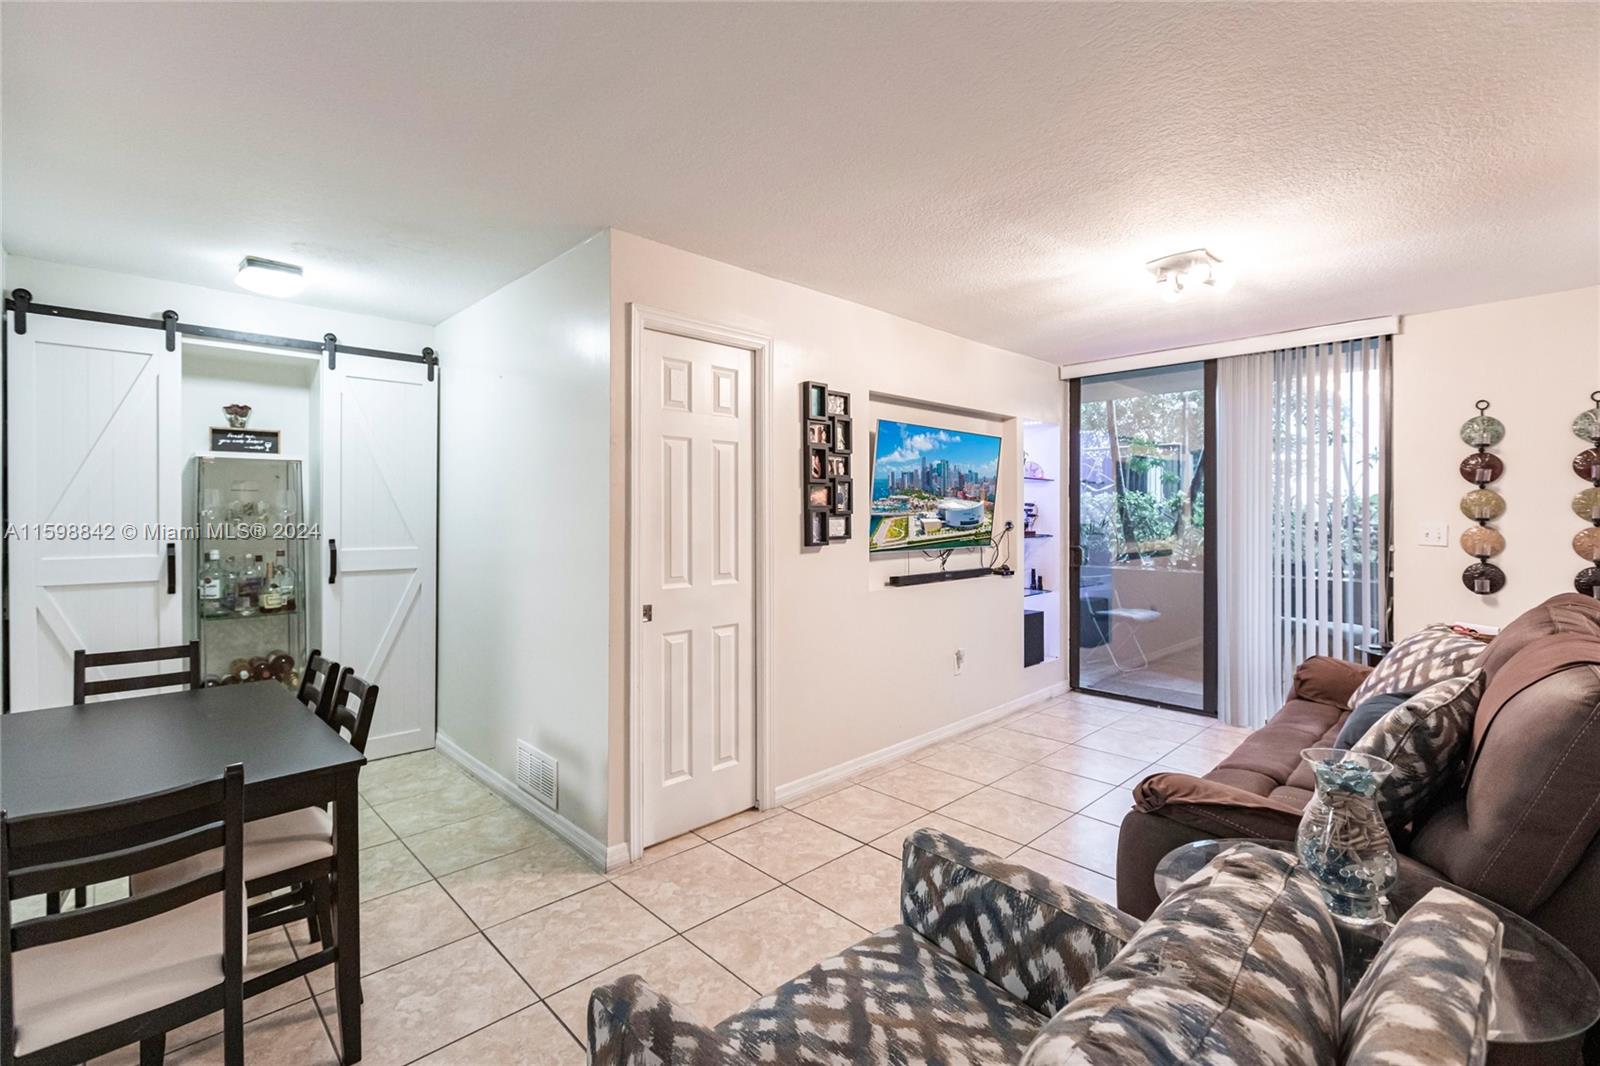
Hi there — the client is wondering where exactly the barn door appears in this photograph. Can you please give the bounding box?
[6,315,183,710]
[320,353,437,757]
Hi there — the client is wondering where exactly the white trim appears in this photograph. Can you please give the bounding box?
[626,304,775,864]
[772,680,1069,807]
[1057,316,1400,379]
[434,732,619,871]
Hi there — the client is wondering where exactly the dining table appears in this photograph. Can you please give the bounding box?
[0,682,366,1063]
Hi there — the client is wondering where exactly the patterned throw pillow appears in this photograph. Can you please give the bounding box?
[1351,670,1485,828]
[1341,888,1502,1066]
[1348,623,1484,709]
[1021,843,1341,1066]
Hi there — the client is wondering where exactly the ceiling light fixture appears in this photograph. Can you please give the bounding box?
[235,256,305,298]
[1147,248,1232,301]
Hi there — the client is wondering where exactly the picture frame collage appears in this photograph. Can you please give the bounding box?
[803,381,852,546]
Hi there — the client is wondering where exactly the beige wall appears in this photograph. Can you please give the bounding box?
[1393,286,1600,634]
[607,230,1065,846]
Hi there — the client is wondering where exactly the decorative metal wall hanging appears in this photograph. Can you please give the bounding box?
[1572,391,1600,597]
[802,382,852,546]
[1458,400,1506,595]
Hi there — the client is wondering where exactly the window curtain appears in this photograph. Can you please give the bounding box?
[1218,336,1390,728]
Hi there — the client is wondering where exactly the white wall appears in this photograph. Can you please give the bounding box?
[607,230,1065,845]
[434,232,613,849]
[1393,286,1600,634]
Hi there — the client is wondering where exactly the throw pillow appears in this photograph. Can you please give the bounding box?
[1347,623,1485,709]
[1021,843,1341,1066]
[1351,670,1486,828]
[1334,690,1417,750]
[1341,887,1501,1066]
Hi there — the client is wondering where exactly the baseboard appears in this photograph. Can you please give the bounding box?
[772,679,1069,807]
[434,731,617,872]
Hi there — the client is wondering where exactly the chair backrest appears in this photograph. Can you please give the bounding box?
[295,649,341,722]
[0,764,245,1065]
[327,668,380,755]
[73,641,202,704]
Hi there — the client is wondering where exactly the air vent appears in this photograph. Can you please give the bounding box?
[516,740,558,808]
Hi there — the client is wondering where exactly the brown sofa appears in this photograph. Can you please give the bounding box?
[1118,593,1600,1062]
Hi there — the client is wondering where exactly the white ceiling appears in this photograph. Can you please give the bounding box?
[3,3,1596,364]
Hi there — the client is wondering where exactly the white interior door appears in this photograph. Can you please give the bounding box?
[6,316,182,710]
[321,353,437,758]
[639,328,756,846]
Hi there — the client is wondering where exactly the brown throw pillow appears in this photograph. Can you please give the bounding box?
[1348,624,1485,709]
[1351,670,1485,829]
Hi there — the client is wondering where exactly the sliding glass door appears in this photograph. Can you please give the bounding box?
[1069,362,1217,714]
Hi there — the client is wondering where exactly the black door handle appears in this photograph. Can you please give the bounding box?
[166,543,176,594]
[328,539,337,584]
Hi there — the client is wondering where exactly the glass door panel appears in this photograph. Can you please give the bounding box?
[1070,362,1215,714]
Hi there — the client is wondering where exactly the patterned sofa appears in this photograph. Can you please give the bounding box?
[588,831,1501,1065]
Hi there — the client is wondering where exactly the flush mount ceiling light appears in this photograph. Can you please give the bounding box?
[235,256,305,298]
[1147,248,1232,301]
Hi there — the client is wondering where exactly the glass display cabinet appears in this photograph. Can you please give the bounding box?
[186,454,310,690]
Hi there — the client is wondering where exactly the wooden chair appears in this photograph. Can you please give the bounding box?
[73,642,201,705]
[294,650,341,723]
[1,765,245,1066]
[136,669,379,997]
[56,642,203,914]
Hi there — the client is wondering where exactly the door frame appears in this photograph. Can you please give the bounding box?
[626,303,773,862]
[1066,361,1219,717]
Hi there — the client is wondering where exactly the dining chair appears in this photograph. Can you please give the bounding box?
[134,668,380,999]
[72,641,202,705]
[1,764,246,1066]
[53,641,204,915]
[295,650,341,723]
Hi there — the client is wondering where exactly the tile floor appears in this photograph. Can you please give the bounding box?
[77,690,1247,1065]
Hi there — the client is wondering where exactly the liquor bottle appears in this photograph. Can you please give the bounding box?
[236,556,263,616]
[198,550,227,617]
[260,555,285,612]
[222,555,240,613]
[271,548,297,612]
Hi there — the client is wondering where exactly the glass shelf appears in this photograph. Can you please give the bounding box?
[1024,587,1054,598]
[1024,532,1054,539]
[1024,476,1055,483]
[198,610,301,623]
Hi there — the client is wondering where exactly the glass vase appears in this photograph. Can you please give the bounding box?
[1295,747,1399,926]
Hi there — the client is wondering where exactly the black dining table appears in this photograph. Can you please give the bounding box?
[1,682,366,1062]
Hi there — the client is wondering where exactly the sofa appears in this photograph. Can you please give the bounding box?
[1118,592,1600,1063]
[589,831,1502,1065]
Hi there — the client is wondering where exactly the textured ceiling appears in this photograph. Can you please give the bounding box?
[3,3,1596,363]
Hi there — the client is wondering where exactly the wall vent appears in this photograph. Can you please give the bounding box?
[516,740,558,808]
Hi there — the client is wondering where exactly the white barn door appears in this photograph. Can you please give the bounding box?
[6,316,182,710]
[321,353,437,757]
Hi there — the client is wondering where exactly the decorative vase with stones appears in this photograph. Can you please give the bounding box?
[1295,748,1399,926]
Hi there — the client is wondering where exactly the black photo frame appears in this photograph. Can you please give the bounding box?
[827,454,849,479]
[831,416,852,455]
[826,391,849,418]
[808,483,830,510]
[831,479,852,515]
[807,382,829,420]
[807,445,828,482]
[807,419,832,447]
[827,514,852,540]
[805,508,830,547]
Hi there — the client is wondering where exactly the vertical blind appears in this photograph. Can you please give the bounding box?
[1218,336,1390,728]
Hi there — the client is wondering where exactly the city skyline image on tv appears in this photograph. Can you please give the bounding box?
[868,419,1002,553]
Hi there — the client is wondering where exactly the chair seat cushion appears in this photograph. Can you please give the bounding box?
[717,924,1048,1065]
[133,807,332,894]
[11,894,236,1056]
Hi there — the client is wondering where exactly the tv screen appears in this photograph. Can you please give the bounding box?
[869,419,1002,553]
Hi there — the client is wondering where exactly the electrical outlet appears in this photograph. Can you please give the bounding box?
[1419,523,1448,547]
[954,648,965,675]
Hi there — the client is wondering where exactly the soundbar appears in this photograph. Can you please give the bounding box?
[886,566,1000,588]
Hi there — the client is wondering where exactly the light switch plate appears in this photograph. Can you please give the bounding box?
[1419,522,1448,547]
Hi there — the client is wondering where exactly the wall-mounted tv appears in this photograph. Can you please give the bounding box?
[869,419,1002,553]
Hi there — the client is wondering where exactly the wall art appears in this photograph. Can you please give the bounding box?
[1458,400,1506,595]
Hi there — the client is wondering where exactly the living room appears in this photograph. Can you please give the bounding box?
[0,3,1596,1065]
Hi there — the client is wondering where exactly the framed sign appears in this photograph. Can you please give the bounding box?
[210,427,281,454]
